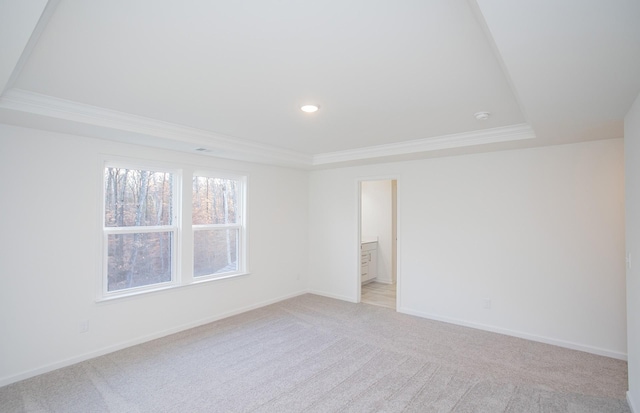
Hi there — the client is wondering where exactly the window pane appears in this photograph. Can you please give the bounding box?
[105,168,173,227]
[194,229,239,277]
[107,232,172,291]
[192,176,239,225]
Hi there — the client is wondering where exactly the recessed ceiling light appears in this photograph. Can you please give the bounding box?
[301,104,319,113]
[474,111,490,121]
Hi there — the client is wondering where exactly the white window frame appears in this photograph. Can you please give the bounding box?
[192,171,247,281]
[101,160,181,299]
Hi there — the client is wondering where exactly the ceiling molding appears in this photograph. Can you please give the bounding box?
[312,124,536,166]
[0,88,535,168]
[0,88,312,167]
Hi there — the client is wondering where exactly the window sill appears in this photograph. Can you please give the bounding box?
[96,272,251,303]
[191,271,250,284]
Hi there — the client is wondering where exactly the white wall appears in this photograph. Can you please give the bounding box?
[625,92,640,412]
[309,139,627,358]
[0,123,309,386]
[361,180,393,283]
[0,122,629,388]
[0,0,48,92]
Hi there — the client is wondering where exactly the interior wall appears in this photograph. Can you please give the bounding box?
[0,0,49,92]
[625,92,640,411]
[309,138,627,358]
[0,123,309,386]
[361,180,393,284]
[392,180,397,282]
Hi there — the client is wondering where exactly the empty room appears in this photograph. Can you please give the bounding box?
[1,1,640,412]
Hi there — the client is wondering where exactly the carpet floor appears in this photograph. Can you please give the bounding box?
[0,294,630,413]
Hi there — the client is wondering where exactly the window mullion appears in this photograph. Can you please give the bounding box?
[192,174,245,279]
[104,225,176,235]
[101,163,180,298]
[193,224,241,231]
[100,162,246,300]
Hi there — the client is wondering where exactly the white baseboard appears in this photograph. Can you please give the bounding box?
[372,278,394,285]
[398,307,627,361]
[0,290,307,388]
[307,288,358,303]
[629,391,638,413]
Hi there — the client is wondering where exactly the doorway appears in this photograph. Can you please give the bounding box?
[359,179,398,309]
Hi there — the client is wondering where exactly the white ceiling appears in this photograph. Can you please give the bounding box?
[1,0,639,168]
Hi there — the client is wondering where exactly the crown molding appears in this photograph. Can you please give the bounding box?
[312,123,536,165]
[1,88,535,168]
[0,88,313,168]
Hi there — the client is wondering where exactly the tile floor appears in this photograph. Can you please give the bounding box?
[361,281,396,309]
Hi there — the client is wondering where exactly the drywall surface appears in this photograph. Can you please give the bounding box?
[309,139,626,358]
[0,0,49,92]
[0,124,309,386]
[361,180,393,283]
[625,92,640,411]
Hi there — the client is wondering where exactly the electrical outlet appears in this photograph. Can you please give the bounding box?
[79,320,89,333]
[482,298,492,310]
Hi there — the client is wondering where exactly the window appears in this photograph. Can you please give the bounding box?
[101,159,247,299]
[192,174,245,278]
[103,165,178,295]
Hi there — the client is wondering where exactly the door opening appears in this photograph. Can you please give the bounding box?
[359,179,398,309]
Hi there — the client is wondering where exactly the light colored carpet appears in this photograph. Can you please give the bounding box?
[0,294,630,413]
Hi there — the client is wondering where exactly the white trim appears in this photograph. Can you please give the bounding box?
[357,180,363,304]
[105,225,176,234]
[193,224,242,230]
[193,169,246,181]
[312,124,536,165]
[101,163,182,298]
[0,290,308,388]
[307,289,358,303]
[629,392,638,413]
[357,175,402,309]
[0,88,312,168]
[95,271,252,303]
[0,89,536,168]
[398,307,628,361]
[192,172,247,278]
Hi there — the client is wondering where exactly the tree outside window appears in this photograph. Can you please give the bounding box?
[192,175,244,278]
